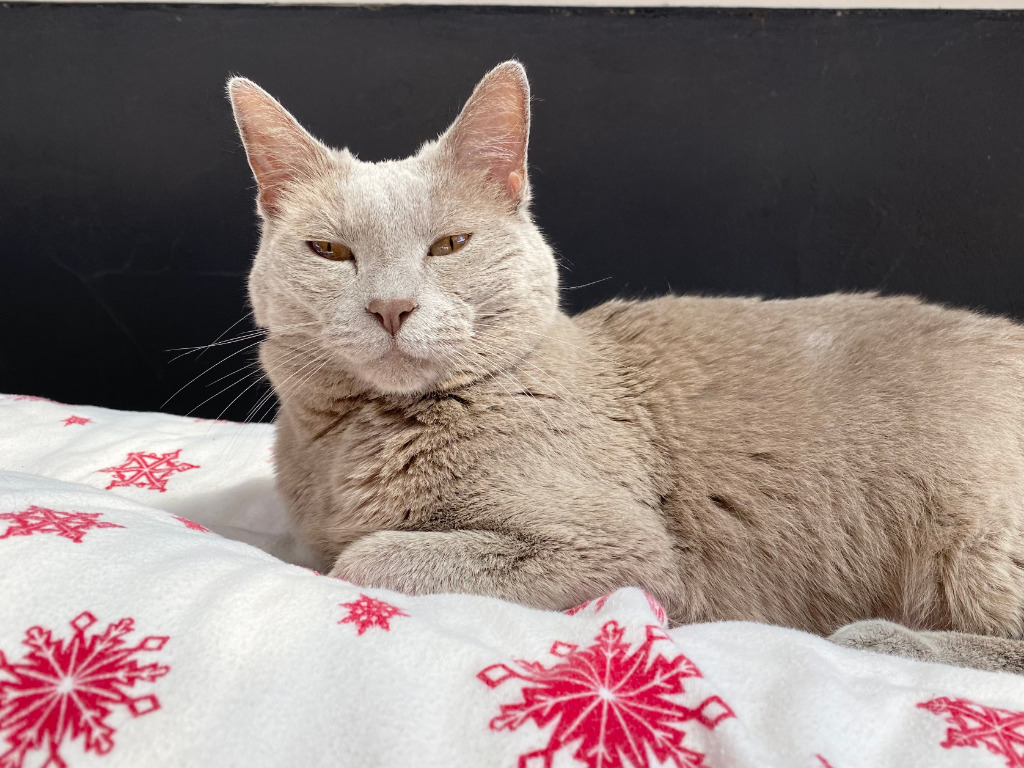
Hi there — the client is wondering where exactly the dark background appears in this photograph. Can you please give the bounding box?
[2,5,1022,421]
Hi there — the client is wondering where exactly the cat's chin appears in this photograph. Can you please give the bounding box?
[354,348,441,396]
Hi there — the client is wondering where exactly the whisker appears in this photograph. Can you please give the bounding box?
[485,362,558,433]
[167,311,252,357]
[166,330,266,363]
[166,320,318,361]
[266,345,331,407]
[447,347,548,430]
[161,337,267,410]
[512,326,618,366]
[204,359,261,390]
[203,335,323,456]
[184,364,265,418]
[562,276,613,291]
[466,336,593,417]
[212,366,273,424]
[236,334,325,427]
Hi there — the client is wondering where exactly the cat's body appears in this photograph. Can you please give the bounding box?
[268,292,1023,636]
[229,62,1024,651]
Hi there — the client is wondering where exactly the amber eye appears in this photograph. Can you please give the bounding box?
[307,240,354,261]
[428,233,471,257]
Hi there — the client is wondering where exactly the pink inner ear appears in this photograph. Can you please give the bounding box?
[448,68,530,204]
[230,81,329,216]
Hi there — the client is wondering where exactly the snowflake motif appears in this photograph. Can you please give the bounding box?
[644,595,668,627]
[98,449,200,493]
[564,592,668,627]
[816,756,835,768]
[478,620,733,768]
[12,395,58,404]
[918,696,1023,767]
[337,594,408,635]
[564,594,611,617]
[61,416,91,427]
[172,516,210,533]
[0,612,170,768]
[0,506,123,544]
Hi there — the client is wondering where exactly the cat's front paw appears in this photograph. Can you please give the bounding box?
[327,530,426,594]
[326,557,367,587]
[326,528,523,600]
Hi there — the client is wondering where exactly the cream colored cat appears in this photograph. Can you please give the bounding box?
[228,63,1023,668]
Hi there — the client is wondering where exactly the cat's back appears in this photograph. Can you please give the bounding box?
[577,291,1022,466]
[578,292,1021,417]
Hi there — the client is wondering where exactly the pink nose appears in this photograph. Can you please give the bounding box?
[366,298,417,337]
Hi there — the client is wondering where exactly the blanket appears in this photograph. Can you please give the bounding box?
[0,394,1021,768]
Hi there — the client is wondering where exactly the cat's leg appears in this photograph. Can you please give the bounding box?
[938,527,1024,638]
[829,619,1024,674]
[328,525,680,612]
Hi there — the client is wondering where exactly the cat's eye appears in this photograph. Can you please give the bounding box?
[307,240,354,262]
[428,233,471,257]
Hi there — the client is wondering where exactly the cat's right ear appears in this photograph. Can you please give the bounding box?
[227,77,333,218]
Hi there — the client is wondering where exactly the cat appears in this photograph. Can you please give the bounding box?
[228,62,1024,671]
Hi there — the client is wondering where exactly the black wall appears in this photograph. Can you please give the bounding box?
[2,5,1022,421]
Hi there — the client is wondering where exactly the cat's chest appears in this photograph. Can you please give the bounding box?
[314,398,479,532]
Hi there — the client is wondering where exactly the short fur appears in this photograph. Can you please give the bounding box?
[229,63,1024,644]
[830,620,1024,674]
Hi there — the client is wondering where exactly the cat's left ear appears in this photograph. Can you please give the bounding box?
[439,61,531,210]
[227,77,334,219]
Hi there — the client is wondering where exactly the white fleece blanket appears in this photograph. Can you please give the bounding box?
[0,394,1021,768]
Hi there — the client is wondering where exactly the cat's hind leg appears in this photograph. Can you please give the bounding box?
[830,619,1024,674]
[937,527,1024,639]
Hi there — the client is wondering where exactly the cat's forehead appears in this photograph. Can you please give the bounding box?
[332,156,433,239]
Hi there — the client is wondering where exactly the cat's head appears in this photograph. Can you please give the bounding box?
[229,62,559,397]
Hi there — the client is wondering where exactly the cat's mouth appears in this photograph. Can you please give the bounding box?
[381,341,411,357]
[381,338,431,363]
[356,340,440,394]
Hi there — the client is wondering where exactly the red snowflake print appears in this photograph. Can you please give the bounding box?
[61,416,91,427]
[12,395,58,404]
[816,756,835,768]
[98,449,200,493]
[338,594,408,635]
[564,592,668,627]
[172,516,209,533]
[0,611,170,768]
[565,594,611,617]
[0,506,123,544]
[644,594,668,627]
[918,696,1023,767]
[478,621,733,768]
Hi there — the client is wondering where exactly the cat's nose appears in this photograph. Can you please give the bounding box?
[366,298,417,337]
